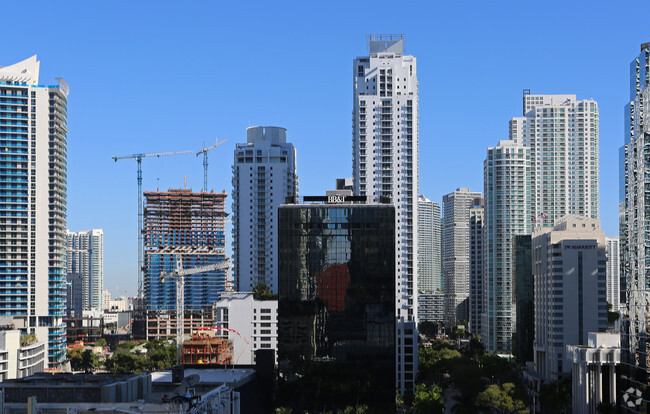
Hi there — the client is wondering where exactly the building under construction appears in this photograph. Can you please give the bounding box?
[142,189,228,340]
[182,331,233,365]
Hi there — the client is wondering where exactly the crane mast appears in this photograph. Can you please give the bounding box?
[112,150,193,302]
[196,139,227,192]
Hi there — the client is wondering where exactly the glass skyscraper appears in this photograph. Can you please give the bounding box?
[277,197,395,412]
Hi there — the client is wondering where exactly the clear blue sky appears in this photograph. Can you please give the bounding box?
[5,1,648,296]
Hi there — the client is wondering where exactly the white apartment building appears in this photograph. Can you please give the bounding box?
[510,93,599,227]
[232,126,298,294]
[469,202,484,335]
[483,92,600,354]
[605,237,620,311]
[352,34,418,393]
[418,195,441,292]
[532,217,608,382]
[214,292,277,365]
[0,56,69,366]
[0,330,46,381]
[483,140,531,353]
[66,229,104,312]
[442,188,481,324]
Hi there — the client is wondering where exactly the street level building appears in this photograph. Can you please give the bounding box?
[0,56,69,366]
[567,332,620,414]
[532,217,608,382]
[278,194,396,411]
[214,292,278,365]
[232,126,298,293]
[352,34,418,393]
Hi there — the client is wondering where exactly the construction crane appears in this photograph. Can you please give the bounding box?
[112,150,194,301]
[196,139,227,192]
[160,256,231,363]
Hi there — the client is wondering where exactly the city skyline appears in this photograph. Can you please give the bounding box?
[3,1,648,295]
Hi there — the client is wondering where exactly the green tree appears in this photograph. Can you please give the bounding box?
[81,349,100,373]
[275,408,292,414]
[68,349,83,371]
[476,383,528,414]
[252,283,278,300]
[96,338,107,348]
[412,383,445,414]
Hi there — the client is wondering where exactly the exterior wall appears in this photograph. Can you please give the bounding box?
[605,237,620,310]
[510,94,599,226]
[214,292,278,365]
[469,205,484,335]
[417,195,441,292]
[532,217,608,382]
[278,201,396,409]
[232,126,298,294]
[66,229,104,312]
[0,330,45,380]
[620,42,650,411]
[0,56,68,366]
[442,188,482,324]
[513,235,533,363]
[352,34,418,394]
[483,140,531,353]
[418,292,445,323]
[143,190,227,311]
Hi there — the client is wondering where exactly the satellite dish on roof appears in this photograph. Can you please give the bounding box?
[182,374,200,388]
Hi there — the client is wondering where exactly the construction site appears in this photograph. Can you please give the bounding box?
[137,189,229,342]
[182,330,233,365]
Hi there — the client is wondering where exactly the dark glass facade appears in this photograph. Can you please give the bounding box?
[277,203,395,412]
[512,235,533,363]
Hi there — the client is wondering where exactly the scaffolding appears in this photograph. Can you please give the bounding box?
[143,189,229,315]
[182,332,233,365]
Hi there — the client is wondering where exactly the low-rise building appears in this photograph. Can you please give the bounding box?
[0,330,46,381]
[214,292,278,364]
[567,332,620,414]
[418,292,445,323]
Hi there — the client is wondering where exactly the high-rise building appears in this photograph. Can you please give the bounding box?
[0,56,68,366]
[442,188,481,324]
[620,42,650,410]
[418,195,441,292]
[483,140,531,353]
[66,229,104,313]
[66,273,83,318]
[352,34,418,393]
[532,217,607,382]
[512,235,533,363]
[510,92,599,227]
[277,195,396,411]
[605,237,620,311]
[143,189,228,311]
[484,92,600,354]
[232,126,298,294]
[469,200,484,335]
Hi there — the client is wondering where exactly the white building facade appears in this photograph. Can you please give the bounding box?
[0,56,68,366]
[567,332,620,414]
[483,140,531,353]
[214,292,278,365]
[66,229,104,312]
[232,127,298,294]
[532,217,608,382]
[418,195,441,292]
[442,188,482,324]
[605,237,620,311]
[0,330,46,381]
[352,34,418,393]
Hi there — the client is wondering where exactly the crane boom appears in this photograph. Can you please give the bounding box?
[112,149,194,302]
[159,256,230,363]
